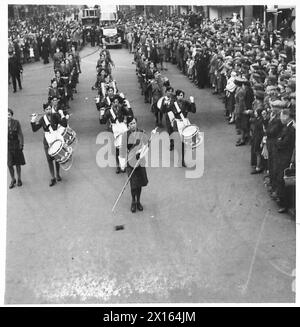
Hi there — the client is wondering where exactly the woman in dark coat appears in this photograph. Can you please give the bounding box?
[121,117,149,213]
[8,108,25,188]
[41,37,50,64]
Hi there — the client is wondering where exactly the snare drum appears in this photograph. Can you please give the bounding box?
[48,140,73,164]
[181,124,202,148]
[61,126,77,146]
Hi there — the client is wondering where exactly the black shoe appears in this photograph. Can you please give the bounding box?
[9,179,16,189]
[19,86,22,90]
[56,175,62,182]
[182,162,186,168]
[13,90,17,93]
[17,179,22,186]
[131,202,136,213]
[120,169,126,173]
[136,202,143,211]
[236,141,246,146]
[278,207,287,213]
[49,178,56,187]
[116,167,121,174]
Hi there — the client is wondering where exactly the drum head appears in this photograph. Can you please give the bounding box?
[48,140,63,156]
[182,124,198,137]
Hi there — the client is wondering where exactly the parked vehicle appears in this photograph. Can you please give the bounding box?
[102,25,122,48]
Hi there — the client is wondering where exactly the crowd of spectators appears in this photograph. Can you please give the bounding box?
[8,13,84,65]
[123,12,295,215]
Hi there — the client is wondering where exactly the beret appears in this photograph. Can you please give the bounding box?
[270,100,286,108]
[252,73,261,79]
[253,83,265,91]
[234,76,247,83]
[268,85,279,91]
[279,52,287,58]
[255,90,265,100]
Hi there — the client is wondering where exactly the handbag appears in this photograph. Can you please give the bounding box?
[283,165,295,187]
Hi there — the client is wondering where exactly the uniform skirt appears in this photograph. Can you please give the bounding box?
[7,147,25,166]
[127,165,148,190]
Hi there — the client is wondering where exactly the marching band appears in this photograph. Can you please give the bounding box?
[13,38,200,212]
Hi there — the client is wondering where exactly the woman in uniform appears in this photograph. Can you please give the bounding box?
[123,117,149,213]
[8,108,25,188]
[103,95,133,173]
[31,103,67,186]
[172,89,196,166]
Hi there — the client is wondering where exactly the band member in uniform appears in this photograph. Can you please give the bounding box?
[50,95,70,118]
[31,103,68,186]
[48,78,62,103]
[144,61,156,103]
[53,70,68,109]
[100,44,114,69]
[160,86,176,150]
[53,47,64,72]
[103,95,133,173]
[92,68,107,96]
[8,108,25,188]
[121,116,148,213]
[172,89,196,166]
[98,86,115,113]
[150,71,166,127]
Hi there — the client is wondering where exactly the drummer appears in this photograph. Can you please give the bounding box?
[172,89,196,167]
[31,103,68,186]
[103,95,133,174]
[159,86,176,151]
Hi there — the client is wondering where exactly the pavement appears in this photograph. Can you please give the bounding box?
[5,45,295,303]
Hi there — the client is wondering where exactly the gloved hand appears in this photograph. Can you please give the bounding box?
[58,110,65,118]
[136,152,140,160]
[31,114,37,123]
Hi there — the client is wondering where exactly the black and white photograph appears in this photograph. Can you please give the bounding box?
[1,0,297,305]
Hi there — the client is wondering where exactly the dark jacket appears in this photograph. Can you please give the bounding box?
[8,54,22,76]
[275,121,295,167]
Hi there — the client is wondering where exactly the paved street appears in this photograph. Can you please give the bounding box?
[6,45,295,303]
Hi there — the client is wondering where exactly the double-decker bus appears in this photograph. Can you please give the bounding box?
[79,7,100,28]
